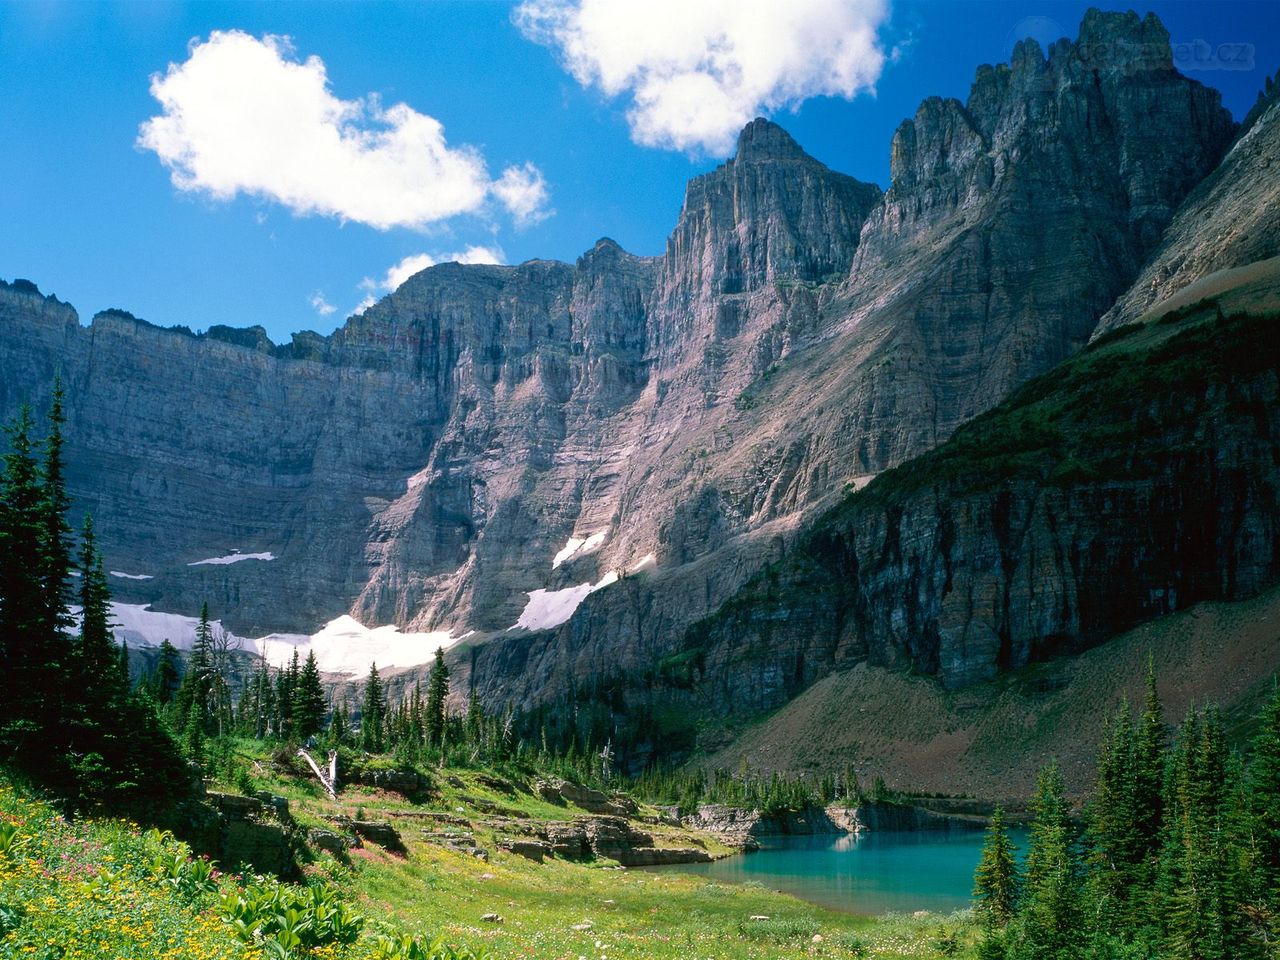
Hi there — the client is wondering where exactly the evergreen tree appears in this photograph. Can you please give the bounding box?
[274,658,295,739]
[152,639,181,705]
[407,681,425,748]
[327,699,350,747]
[74,518,120,716]
[292,650,326,740]
[0,405,58,752]
[1133,656,1167,876]
[38,379,74,650]
[174,602,214,746]
[974,807,1020,928]
[361,664,387,753]
[426,647,449,747]
[1014,761,1082,960]
[1087,702,1146,934]
[466,689,484,746]
[1159,707,1239,960]
[0,387,188,810]
[1247,685,1280,893]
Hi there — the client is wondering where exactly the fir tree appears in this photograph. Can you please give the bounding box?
[74,518,120,716]
[174,602,214,745]
[974,807,1020,928]
[152,639,181,705]
[361,664,387,753]
[0,405,57,751]
[1159,708,1239,960]
[292,650,326,740]
[327,699,350,747]
[407,681,425,748]
[426,647,449,747]
[1014,761,1082,960]
[38,380,74,679]
[1133,656,1167,876]
[1247,685,1280,893]
[1087,702,1146,933]
[466,689,484,746]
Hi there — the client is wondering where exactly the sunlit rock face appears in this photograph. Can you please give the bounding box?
[0,11,1241,704]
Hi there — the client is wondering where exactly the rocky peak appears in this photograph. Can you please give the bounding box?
[1076,7,1173,73]
[649,118,881,365]
[875,8,1234,249]
[732,118,809,164]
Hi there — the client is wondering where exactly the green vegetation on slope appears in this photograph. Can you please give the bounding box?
[846,303,1279,510]
[0,775,485,960]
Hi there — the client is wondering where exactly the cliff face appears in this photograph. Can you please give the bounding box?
[455,10,1238,709]
[681,301,1280,720]
[0,12,1246,709]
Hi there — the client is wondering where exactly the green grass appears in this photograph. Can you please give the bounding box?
[205,748,984,959]
[2,749,984,960]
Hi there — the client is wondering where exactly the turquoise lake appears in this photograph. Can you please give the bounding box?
[651,829,1025,916]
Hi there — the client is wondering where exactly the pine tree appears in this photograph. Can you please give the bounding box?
[327,699,350,747]
[38,379,74,655]
[174,602,215,747]
[152,639,181,705]
[1015,761,1082,960]
[292,650,326,740]
[1087,702,1146,933]
[361,664,387,753]
[1247,685,1280,893]
[406,681,425,748]
[0,405,57,751]
[75,518,120,716]
[975,807,1020,928]
[1133,656,1167,879]
[0,387,188,809]
[1159,707,1239,960]
[274,660,294,739]
[466,689,484,747]
[426,647,449,748]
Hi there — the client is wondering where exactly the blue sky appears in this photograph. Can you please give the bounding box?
[2,0,1277,343]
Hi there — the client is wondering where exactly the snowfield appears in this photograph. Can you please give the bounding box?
[511,569,619,632]
[188,551,276,566]
[253,616,456,677]
[101,603,460,677]
[109,571,154,580]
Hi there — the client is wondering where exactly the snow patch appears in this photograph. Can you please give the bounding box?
[101,603,460,677]
[253,616,456,677]
[511,569,619,632]
[552,531,606,569]
[108,603,202,649]
[188,551,276,566]
[110,571,154,581]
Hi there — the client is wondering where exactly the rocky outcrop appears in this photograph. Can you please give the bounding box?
[347,767,431,797]
[535,778,635,817]
[204,791,301,878]
[683,803,863,842]
[540,815,711,866]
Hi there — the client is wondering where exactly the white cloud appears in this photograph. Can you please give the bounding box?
[515,0,889,155]
[308,290,336,316]
[139,31,552,229]
[356,245,506,312]
[493,162,553,226]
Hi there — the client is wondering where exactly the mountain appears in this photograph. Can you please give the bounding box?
[0,10,1260,740]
